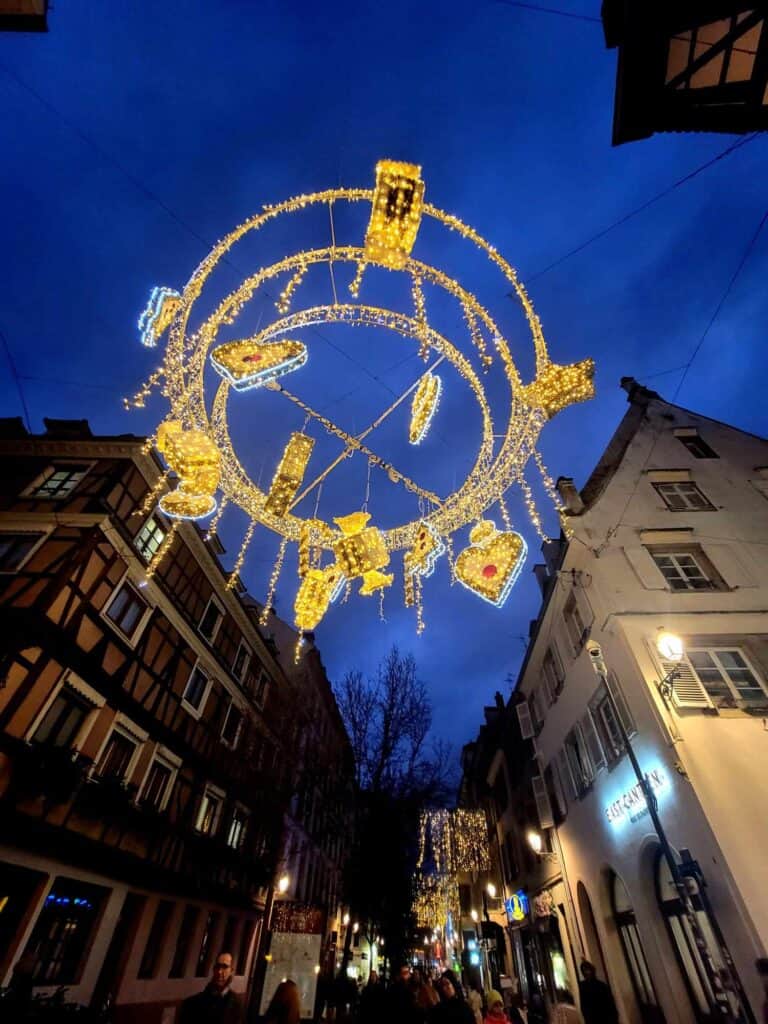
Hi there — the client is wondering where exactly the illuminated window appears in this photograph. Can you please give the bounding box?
[196,786,223,835]
[134,516,166,563]
[654,481,714,511]
[227,807,249,850]
[24,878,107,984]
[105,581,149,641]
[0,531,44,572]
[27,463,90,500]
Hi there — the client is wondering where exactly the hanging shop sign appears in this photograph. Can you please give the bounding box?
[505,891,529,923]
[604,767,668,827]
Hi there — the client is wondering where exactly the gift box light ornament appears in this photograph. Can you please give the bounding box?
[333,512,393,594]
[210,337,308,392]
[364,160,425,270]
[156,420,220,520]
[409,372,442,445]
[294,564,345,631]
[263,433,315,518]
[455,520,527,607]
[138,287,181,348]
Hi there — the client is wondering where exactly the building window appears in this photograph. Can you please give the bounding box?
[196,911,221,977]
[232,642,251,682]
[135,515,166,563]
[563,724,595,797]
[0,531,45,572]
[24,878,107,985]
[138,900,174,979]
[675,433,718,459]
[198,598,223,642]
[183,665,210,713]
[141,758,174,810]
[542,644,564,700]
[227,807,249,850]
[589,675,635,762]
[96,729,137,781]
[685,647,768,707]
[33,687,91,749]
[221,704,243,749]
[654,481,714,511]
[105,581,149,641]
[253,667,268,706]
[196,787,223,835]
[649,547,722,591]
[170,905,200,978]
[564,592,587,651]
[26,463,90,500]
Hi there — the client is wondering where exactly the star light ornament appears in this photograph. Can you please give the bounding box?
[138,287,181,348]
[455,520,527,607]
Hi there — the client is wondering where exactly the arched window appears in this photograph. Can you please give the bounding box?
[610,871,665,1023]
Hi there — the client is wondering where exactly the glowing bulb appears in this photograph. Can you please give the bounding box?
[277,874,290,894]
[343,913,350,927]
[486,883,497,898]
[657,629,684,663]
[470,909,478,923]
[527,830,543,855]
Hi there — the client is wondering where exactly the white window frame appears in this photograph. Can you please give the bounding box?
[653,480,714,511]
[231,641,251,683]
[685,646,768,706]
[564,723,594,796]
[0,527,51,574]
[138,744,181,812]
[648,547,721,592]
[92,712,148,784]
[101,572,153,647]
[198,597,224,643]
[196,783,225,836]
[221,701,244,750]
[25,670,105,748]
[182,661,212,719]
[226,804,249,850]
[21,461,94,500]
[134,514,167,564]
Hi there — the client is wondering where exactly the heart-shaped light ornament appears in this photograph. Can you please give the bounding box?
[210,337,308,391]
[455,520,527,607]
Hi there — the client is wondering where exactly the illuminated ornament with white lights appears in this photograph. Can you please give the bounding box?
[333,512,393,595]
[156,420,220,520]
[138,287,181,348]
[364,159,425,270]
[455,520,527,607]
[264,433,315,518]
[210,337,308,391]
[294,564,345,631]
[409,372,441,445]
[404,521,445,579]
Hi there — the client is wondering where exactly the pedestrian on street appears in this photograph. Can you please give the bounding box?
[577,961,618,1024]
[360,969,386,1024]
[548,989,584,1024]
[466,982,483,1024]
[484,991,510,1024]
[389,964,420,1024]
[429,971,475,1024]
[179,951,243,1024]
[264,978,301,1024]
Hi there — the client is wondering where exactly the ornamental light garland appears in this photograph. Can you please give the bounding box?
[128,159,594,638]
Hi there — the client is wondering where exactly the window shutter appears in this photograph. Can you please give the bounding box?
[532,687,548,727]
[606,671,635,736]
[700,543,756,590]
[661,658,713,710]
[516,701,535,740]
[580,712,606,771]
[549,757,568,818]
[624,547,668,590]
[556,749,576,802]
[532,774,554,830]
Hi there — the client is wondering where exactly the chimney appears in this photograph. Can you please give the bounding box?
[495,691,504,710]
[556,476,584,514]
[533,563,549,596]
[621,377,659,405]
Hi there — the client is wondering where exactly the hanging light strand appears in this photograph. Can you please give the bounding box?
[226,519,256,589]
[260,537,288,624]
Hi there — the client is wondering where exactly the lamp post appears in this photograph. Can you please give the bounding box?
[249,872,290,1017]
[586,637,741,1021]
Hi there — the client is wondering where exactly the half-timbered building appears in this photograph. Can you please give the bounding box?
[0,416,351,1021]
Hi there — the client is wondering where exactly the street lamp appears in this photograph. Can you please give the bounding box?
[470,909,478,923]
[342,913,350,927]
[277,874,290,895]
[486,882,497,899]
[656,629,684,703]
[352,922,359,934]
[587,639,740,1020]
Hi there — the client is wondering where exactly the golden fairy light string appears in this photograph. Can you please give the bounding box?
[226,519,256,589]
[124,366,164,410]
[277,260,308,314]
[260,537,288,625]
[145,519,180,578]
[136,472,170,515]
[205,496,229,542]
[411,274,430,361]
[516,469,547,541]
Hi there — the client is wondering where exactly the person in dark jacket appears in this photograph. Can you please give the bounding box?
[578,961,618,1024]
[360,970,387,1024]
[429,971,475,1024]
[179,951,243,1024]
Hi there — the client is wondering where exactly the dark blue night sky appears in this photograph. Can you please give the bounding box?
[2,2,766,750]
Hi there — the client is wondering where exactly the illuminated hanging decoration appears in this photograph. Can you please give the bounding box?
[138,287,181,348]
[156,420,220,520]
[264,433,315,517]
[333,512,393,595]
[210,337,308,391]
[127,159,594,630]
[409,372,441,444]
[413,808,490,930]
[455,520,527,607]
